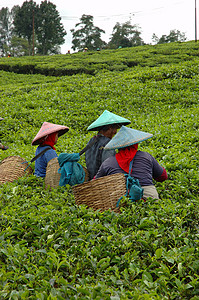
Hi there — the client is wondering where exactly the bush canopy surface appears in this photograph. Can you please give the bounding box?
[0,41,198,299]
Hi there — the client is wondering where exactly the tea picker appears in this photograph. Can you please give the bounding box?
[31,122,99,187]
[31,122,69,178]
[95,126,168,202]
[85,110,131,180]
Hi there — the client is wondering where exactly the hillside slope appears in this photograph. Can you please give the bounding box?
[0,41,198,299]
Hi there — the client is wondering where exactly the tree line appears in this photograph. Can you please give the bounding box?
[0,0,65,56]
[0,0,187,57]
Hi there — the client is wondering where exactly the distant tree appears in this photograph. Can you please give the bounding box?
[35,1,66,55]
[119,37,132,48]
[0,7,14,56]
[152,29,187,44]
[158,34,168,44]
[131,28,145,46]
[13,0,66,56]
[151,33,159,44]
[71,14,106,51]
[0,7,10,56]
[13,0,38,55]
[0,6,22,56]
[8,36,29,56]
[166,29,186,43]
[108,21,144,49]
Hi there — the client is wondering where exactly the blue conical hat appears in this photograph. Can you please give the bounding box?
[87,110,131,131]
[104,126,153,150]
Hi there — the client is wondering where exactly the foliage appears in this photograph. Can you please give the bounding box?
[11,0,66,56]
[0,41,199,298]
[13,0,38,55]
[0,6,17,56]
[71,14,106,52]
[0,40,199,76]
[35,0,66,55]
[152,29,187,45]
[0,7,10,56]
[108,21,144,49]
[8,36,30,57]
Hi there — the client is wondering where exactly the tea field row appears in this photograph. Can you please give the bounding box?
[0,43,198,298]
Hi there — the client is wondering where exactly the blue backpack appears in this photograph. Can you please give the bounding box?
[116,158,143,207]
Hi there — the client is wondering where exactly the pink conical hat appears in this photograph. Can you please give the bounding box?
[32,122,69,145]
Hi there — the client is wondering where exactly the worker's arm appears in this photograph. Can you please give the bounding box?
[0,143,9,150]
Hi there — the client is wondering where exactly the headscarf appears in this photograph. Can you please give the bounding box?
[115,144,138,173]
[41,132,57,150]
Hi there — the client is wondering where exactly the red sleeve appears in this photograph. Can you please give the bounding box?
[154,168,168,182]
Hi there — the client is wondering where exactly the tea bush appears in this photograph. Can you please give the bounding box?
[0,41,198,299]
[0,41,199,76]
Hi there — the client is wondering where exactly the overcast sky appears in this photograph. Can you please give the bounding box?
[1,0,196,53]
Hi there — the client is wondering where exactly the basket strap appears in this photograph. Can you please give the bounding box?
[79,135,101,156]
[19,146,52,173]
[129,158,135,175]
[30,146,52,163]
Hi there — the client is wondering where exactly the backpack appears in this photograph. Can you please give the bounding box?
[116,158,143,207]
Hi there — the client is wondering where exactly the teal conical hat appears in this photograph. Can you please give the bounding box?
[104,126,153,150]
[87,110,131,131]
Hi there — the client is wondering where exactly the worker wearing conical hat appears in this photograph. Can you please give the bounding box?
[95,126,168,200]
[85,110,131,180]
[32,122,69,177]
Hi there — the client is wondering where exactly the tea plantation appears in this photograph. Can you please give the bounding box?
[0,41,198,299]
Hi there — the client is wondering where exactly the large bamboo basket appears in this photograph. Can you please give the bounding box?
[0,156,33,185]
[45,157,89,189]
[72,173,126,213]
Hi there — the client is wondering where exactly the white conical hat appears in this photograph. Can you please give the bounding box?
[104,126,153,150]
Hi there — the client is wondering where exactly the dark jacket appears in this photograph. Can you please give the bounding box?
[85,135,115,179]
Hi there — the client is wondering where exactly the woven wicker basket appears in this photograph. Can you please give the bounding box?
[45,157,89,189]
[0,156,33,185]
[72,173,126,213]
